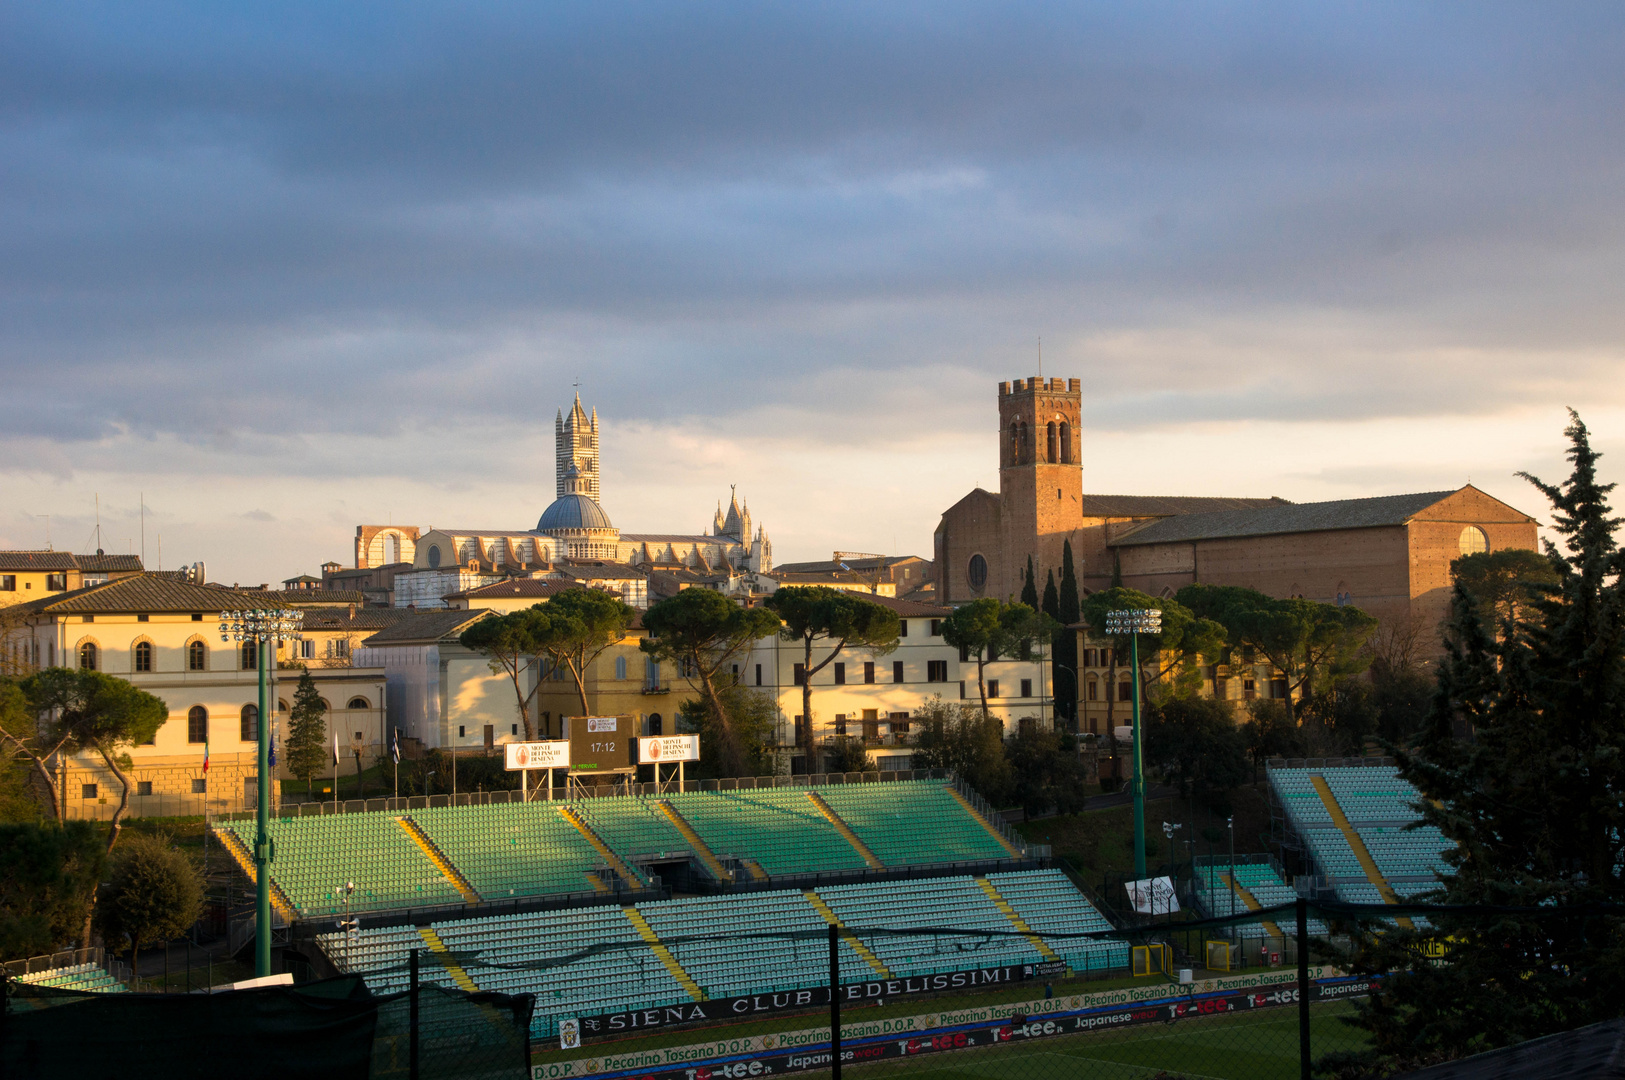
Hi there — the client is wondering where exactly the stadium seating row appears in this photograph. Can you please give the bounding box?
[316,869,1126,1039]
[1267,766,1455,906]
[217,780,1024,917]
[15,962,127,993]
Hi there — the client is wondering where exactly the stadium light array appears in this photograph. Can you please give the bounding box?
[220,607,305,978]
[1104,607,1161,882]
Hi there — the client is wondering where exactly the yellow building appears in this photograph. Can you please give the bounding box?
[11,574,387,818]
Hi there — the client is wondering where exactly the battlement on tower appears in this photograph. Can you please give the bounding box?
[999,377,1081,396]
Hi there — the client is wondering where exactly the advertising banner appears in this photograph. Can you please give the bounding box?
[1124,876,1180,915]
[504,741,571,771]
[535,973,1376,1080]
[578,965,1029,1037]
[637,735,700,763]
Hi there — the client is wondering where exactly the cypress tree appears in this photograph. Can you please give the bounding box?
[1344,411,1625,1069]
[1041,570,1060,621]
[1020,555,1039,608]
[1054,543,1081,722]
[1059,541,1080,625]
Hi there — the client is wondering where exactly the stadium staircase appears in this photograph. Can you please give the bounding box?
[1310,776,1414,929]
[946,787,1023,858]
[805,791,886,869]
[975,876,1063,965]
[558,805,646,889]
[803,890,893,977]
[415,926,480,992]
[215,827,298,921]
[1219,872,1284,939]
[742,859,770,882]
[623,907,706,1000]
[654,800,732,881]
[395,817,482,904]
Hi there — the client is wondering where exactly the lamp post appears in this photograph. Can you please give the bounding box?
[220,607,305,978]
[1105,607,1161,880]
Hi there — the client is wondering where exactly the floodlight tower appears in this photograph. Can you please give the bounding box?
[1105,607,1161,880]
[221,607,304,977]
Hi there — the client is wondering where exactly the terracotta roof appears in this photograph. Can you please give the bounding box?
[847,594,950,617]
[446,579,578,601]
[1077,494,1289,518]
[15,574,280,614]
[0,551,143,572]
[76,553,144,572]
[296,606,419,631]
[772,556,925,575]
[1108,490,1463,547]
[555,562,647,580]
[0,551,78,571]
[265,589,367,606]
[357,609,490,646]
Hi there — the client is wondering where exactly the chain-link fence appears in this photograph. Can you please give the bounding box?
[9,900,1620,1078]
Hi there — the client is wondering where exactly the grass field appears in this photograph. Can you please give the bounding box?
[823,1001,1367,1080]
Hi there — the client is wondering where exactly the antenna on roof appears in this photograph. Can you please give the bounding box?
[140,493,145,565]
[95,493,102,554]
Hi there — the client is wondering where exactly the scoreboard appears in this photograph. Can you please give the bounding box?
[564,715,634,773]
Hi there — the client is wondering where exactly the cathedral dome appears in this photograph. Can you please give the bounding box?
[537,494,614,533]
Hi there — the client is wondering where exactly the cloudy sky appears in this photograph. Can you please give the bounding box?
[3,3,1623,583]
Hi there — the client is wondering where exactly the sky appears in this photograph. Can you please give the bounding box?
[3,3,1623,584]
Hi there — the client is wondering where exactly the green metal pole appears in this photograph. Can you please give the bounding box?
[256,635,272,977]
[1131,631,1146,880]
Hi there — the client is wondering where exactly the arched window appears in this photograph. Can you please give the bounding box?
[1046,421,1057,463]
[967,553,988,593]
[1009,421,1020,464]
[134,641,153,672]
[278,698,289,713]
[1086,678,1098,701]
[648,713,663,737]
[187,706,208,744]
[1019,421,1030,464]
[347,697,370,710]
[1458,526,1489,556]
[78,641,98,671]
[188,640,207,671]
[240,640,258,671]
[1059,421,1073,464]
[240,704,258,741]
[427,545,442,568]
[615,655,628,680]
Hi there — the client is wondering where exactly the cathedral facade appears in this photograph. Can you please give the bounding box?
[356,394,772,608]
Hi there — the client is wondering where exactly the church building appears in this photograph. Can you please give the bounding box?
[350,395,773,609]
[935,376,1539,647]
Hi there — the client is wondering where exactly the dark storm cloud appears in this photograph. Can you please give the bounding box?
[2,2,1624,453]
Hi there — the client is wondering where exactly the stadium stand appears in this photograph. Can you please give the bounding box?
[1192,860,1328,939]
[316,870,1124,1040]
[216,779,1031,917]
[1267,764,1453,919]
[14,962,127,993]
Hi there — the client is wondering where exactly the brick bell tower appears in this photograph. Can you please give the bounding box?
[997,377,1083,600]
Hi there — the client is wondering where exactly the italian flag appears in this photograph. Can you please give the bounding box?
[202,738,210,772]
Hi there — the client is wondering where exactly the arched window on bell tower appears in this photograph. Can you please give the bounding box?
[1009,421,1020,466]
[1059,421,1073,464]
[1046,422,1057,463]
[1019,421,1030,464]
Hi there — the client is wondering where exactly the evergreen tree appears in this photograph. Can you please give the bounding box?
[1041,570,1071,721]
[1056,542,1081,721]
[1341,412,1625,1071]
[285,669,329,795]
[1020,555,1039,608]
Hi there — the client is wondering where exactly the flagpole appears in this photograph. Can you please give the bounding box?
[332,728,339,812]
